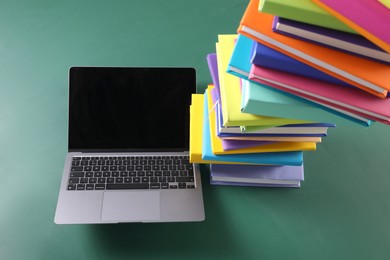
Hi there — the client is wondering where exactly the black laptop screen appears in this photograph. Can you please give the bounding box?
[68,67,196,152]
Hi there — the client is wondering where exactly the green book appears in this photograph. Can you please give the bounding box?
[259,0,356,34]
[240,79,370,126]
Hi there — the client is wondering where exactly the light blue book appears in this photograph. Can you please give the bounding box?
[241,79,372,127]
[210,164,304,188]
[201,93,304,166]
[227,34,253,79]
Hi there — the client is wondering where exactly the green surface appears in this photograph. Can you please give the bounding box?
[1,0,390,259]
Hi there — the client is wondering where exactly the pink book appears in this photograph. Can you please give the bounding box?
[312,0,390,53]
[249,64,390,124]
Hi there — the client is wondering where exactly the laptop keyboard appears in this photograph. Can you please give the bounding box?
[67,155,195,191]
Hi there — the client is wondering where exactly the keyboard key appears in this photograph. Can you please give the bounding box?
[70,172,84,178]
[95,184,105,190]
[67,184,76,190]
[176,177,194,183]
[69,178,80,184]
[77,184,86,190]
[80,178,88,183]
[86,184,94,190]
[178,183,187,189]
[161,183,169,189]
[71,166,83,172]
[150,183,160,189]
[106,183,149,190]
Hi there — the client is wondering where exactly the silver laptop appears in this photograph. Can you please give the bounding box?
[54,67,205,224]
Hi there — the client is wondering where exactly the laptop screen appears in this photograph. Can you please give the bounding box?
[68,67,196,152]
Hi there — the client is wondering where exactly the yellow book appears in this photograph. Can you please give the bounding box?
[216,34,314,127]
[206,86,317,154]
[189,94,204,163]
[189,93,256,164]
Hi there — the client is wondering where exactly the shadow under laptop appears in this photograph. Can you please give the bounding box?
[87,164,238,258]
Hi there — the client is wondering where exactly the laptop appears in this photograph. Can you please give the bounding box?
[54,67,205,224]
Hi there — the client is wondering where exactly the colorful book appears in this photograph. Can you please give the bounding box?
[249,64,390,124]
[238,0,390,98]
[259,0,356,33]
[227,34,254,79]
[312,0,390,54]
[216,34,314,127]
[189,94,205,163]
[206,53,221,96]
[221,139,274,151]
[273,17,390,64]
[206,86,317,155]
[221,135,322,143]
[210,164,304,188]
[251,40,352,87]
[212,86,334,135]
[241,79,372,126]
[189,93,257,165]
[202,93,305,166]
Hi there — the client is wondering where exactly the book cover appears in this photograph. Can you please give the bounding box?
[241,79,372,126]
[189,94,205,163]
[221,139,274,151]
[221,135,322,143]
[273,17,390,64]
[210,164,303,187]
[189,93,255,165]
[238,0,390,98]
[206,86,317,155]
[312,0,390,54]
[207,57,333,137]
[206,53,221,96]
[251,40,352,87]
[216,34,315,127]
[226,34,254,79]
[249,64,390,124]
[202,92,305,166]
[259,0,355,33]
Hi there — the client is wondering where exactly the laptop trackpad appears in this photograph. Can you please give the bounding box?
[101,191,161,222]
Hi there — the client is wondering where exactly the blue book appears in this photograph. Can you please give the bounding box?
[251,41,353,87]
[210,164,304,188]
[227,34,253,79]
[201,93,304,166]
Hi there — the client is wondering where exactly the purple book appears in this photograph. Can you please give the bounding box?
[210,164,304,188]
[210,82,274,151]
[206,53,220,101]
[273,16,390,64]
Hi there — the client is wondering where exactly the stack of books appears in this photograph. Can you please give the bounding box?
[189,0,390,188]
[238,0,390,125]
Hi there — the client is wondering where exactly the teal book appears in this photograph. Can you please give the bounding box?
[201,93,304,166]
[241,79,371,126]
[227,34,253,79]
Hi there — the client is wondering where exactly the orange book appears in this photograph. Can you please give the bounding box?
[238,0,390,98]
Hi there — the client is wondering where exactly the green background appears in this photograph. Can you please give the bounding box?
[1,0,389,259]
